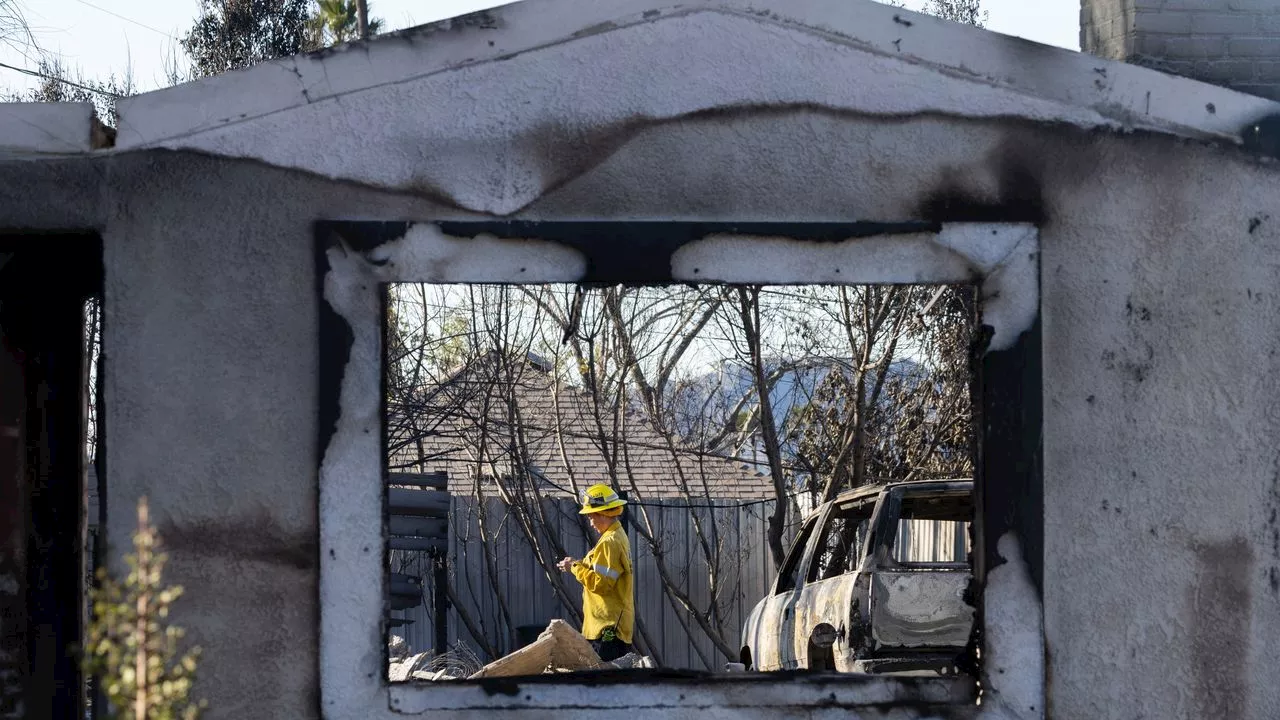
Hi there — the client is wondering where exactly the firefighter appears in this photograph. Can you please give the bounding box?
[556,483,635,662]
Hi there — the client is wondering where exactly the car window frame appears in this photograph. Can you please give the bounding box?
[772,513,821,595]
[877,485,974,571]
[806,496,878,583]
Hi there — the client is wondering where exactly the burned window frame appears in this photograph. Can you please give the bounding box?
[315,220,1043,718]
[883,486,974,569]
[774,514,820,595]
[808,498,877,584]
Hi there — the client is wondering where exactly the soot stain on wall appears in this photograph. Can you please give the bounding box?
[498,107,1113,219]
[1096,295,1157,387]
[160,513,318,570]
[499,111,1244,222]
[1270,458,1280,596]
[1239,113,1280,161]
[1190,538,1252,720]
[523,105,1221,231]
[917,157,1045,226]
[910,123,1124,229]
[166,107,1262,229]
[315,226,361,467]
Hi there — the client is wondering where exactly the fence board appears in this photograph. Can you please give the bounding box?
[631,511,657,660]
[687,505,713,669]
[675,505,695,669]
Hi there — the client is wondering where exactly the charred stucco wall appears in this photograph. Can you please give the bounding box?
[0,153,457,719]
[521,111,1280,719]
[2,110,1280,718]
[53,1,1280,712]
[96,155,457,720]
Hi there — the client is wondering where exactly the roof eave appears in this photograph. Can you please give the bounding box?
[115,0,1280,151]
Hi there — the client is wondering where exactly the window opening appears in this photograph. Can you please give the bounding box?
[382,280,977,679]
[314,221,1043,717]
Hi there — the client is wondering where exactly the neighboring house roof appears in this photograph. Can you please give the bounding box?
[388,353,774,500]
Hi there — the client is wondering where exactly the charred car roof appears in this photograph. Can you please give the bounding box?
[814,478,974,518]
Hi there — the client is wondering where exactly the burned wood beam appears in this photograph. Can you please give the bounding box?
[390,570,424,611]
[388,472,448,490]
[388,536,447,553]
[390,573,423,597]
[468,620,601,678]
[388,488,450,517]
[389,516,447,538]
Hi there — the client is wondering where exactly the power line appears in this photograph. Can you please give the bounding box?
[69,0,177,40]
[0,59,120,98]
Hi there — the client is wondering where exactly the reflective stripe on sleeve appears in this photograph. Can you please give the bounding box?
[592,563,620,580]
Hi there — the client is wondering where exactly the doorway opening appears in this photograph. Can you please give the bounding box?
[0,234,103,720]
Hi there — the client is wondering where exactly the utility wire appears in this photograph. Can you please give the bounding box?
[0,59,119,98]
[69,0,177,40]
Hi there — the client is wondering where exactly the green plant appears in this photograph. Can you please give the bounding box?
[83,497,205,720]
[314,0,384,45]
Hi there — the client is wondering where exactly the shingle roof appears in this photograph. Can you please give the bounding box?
[388,354,773,500]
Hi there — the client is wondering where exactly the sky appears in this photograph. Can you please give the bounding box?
[2,0,1080,97]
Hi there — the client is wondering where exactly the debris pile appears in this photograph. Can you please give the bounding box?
[591,652,657,670]
[388,634,409,661]
[419,642,484,680]
[393,621,658,681]
[469,619,602,678]
[388,650,434,682]
[388,639,484,682]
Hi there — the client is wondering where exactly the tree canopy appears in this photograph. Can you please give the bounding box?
[181,0,320,78]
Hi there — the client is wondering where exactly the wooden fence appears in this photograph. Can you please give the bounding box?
[388,495,969,669]
[390,496,789,670]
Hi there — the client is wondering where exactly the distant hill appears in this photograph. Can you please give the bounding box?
[668,356,926,469]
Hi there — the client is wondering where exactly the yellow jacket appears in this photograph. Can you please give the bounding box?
[570,521,634,643]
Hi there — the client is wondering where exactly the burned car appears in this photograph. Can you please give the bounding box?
[740,479,973,675]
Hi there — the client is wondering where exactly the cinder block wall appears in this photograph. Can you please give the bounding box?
[1082,0,1280,100]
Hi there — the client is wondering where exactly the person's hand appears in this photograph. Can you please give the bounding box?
[557,556,576,572]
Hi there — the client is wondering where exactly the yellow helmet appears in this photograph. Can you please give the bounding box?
[579,483,626,515]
